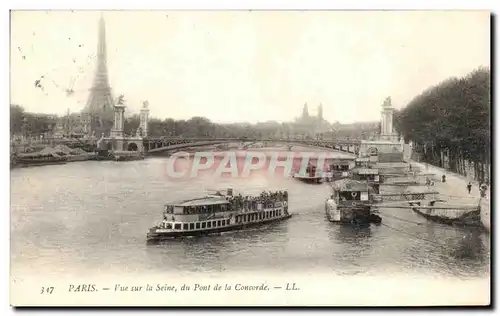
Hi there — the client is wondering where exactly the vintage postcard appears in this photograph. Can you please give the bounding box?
[9,10,491,306]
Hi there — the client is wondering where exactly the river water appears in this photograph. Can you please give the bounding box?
[10,148,490,280]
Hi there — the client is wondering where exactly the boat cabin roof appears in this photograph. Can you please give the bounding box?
[332,179,370,192]
[167,196,230,207]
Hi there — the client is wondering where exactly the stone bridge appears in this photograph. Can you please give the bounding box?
[144,137,361,155]
[13,136,362,156]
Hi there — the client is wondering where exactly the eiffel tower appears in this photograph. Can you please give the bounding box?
[82,14,115,137]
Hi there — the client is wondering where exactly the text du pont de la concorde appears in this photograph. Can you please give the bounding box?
[109,283,299,292]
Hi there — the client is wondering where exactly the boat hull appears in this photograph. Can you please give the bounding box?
[66,154,97,162]
[115,155,144,162]
[147,214,292,242]
[12,160,67,168]
[293,176,323,184]
[325,207,380,225]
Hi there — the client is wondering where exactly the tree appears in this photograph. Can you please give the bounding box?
[10,104,25,135]
[395,67,490,182]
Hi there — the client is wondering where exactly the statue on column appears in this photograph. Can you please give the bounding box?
[382,96,392,108]
[117,94,125,105]
[136,127,142,137]
[97,132,105,148]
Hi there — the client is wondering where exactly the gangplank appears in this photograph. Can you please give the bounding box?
[380,182,431,186]
[373,191,439,202]
[382,173,436,178]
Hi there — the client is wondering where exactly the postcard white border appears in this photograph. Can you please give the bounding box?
[3,0,498,314]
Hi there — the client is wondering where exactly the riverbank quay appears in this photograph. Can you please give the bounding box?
[409,160,490,233]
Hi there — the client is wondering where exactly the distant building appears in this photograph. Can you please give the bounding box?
[22,112,58,138]
[53,111,92,138]
[290,103,331,138]
[329,121,380,140]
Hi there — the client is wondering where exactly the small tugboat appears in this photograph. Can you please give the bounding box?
[147,188,291,242]
[325,179,381,225]
[293,162,324,184]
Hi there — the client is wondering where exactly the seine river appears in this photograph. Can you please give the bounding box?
[10,148,490,280]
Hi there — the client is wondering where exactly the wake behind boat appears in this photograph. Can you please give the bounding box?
[146,188,291,242]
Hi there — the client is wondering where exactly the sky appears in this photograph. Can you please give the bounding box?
[10,10,490,124]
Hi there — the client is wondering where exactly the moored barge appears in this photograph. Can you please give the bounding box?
[11,152,67,168]
[147,189,291,242]
[325,179,381,225]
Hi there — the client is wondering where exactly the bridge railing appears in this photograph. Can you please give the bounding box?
[144,137,361,144]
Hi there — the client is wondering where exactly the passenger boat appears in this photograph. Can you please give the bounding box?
[147,189,291,241]
[325,179,381,225]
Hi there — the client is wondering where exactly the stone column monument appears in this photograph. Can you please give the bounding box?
[139,101,150,137]
[379,96,398,142]
[110,95,126,151]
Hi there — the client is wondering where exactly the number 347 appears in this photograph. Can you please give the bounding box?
[40,287,54,294]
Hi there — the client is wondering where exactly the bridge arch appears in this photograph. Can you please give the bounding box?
[127,142,139,151]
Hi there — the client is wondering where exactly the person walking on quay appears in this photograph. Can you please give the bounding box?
[480,183,488,198]
[467,182,472,194]
[442,174,446,183]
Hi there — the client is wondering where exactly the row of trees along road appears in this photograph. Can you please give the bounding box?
[393,67,491,184]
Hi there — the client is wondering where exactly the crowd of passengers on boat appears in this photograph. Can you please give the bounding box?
[163,190,289,216]
[227,190,288,212]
